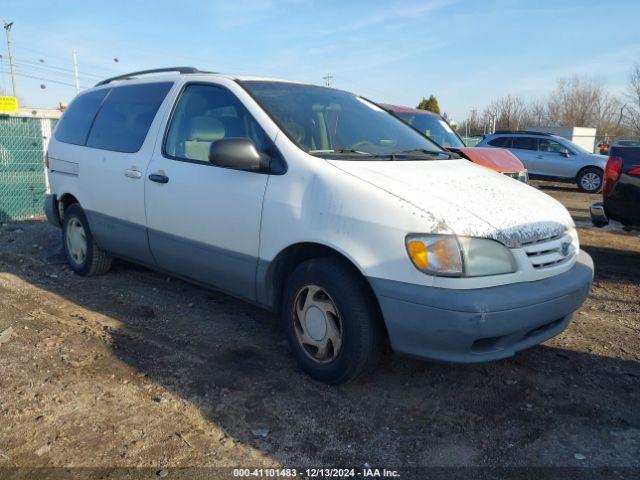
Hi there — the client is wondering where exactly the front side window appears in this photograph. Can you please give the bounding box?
[242,81,443,159]
[165,84,269,163]
[396,112,464,148]
[512,137,538,151]
[86,82,173,153]
[55,89,109,146]
[538,138,567,154]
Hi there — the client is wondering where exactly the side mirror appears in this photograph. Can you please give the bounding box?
[559,148,570,157]
[209,138,268,172]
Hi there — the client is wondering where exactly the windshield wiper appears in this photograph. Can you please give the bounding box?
[309,148,373,155]
[388,148,457,160]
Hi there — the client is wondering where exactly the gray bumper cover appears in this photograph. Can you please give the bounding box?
[44,194,61,227]
[370,250,594,362]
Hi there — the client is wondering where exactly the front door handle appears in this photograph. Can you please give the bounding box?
[148,173,169,184]
[536,155,544,159]
[124,169,142,179]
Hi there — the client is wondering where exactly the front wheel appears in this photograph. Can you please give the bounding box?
[282,258,383,384]
[577,168,603,193]
[62,204,113,276]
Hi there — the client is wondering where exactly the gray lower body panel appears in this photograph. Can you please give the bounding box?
[147,229,258,303]
[369,250,594,363]
[85,211,157,267]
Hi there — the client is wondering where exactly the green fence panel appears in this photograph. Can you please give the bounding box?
[0,116,50,222]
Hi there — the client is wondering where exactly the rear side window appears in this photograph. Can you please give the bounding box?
[86,82,173,153]
[488,136,512,148]
[512,137,538,150]
[55,89,109,145]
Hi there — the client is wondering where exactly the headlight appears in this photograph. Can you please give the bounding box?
[517,169,529,183]
[406,234,517,277]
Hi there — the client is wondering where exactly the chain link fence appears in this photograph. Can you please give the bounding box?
[0,115,57,223]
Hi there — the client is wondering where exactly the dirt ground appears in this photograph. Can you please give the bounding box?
[0,180,638,477]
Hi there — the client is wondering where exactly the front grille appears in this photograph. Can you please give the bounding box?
[523,233,575,269]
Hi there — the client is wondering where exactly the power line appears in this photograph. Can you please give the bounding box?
[12,59,101,82]
[14,70,92,89]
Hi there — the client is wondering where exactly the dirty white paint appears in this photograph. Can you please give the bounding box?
[328,159,574,248]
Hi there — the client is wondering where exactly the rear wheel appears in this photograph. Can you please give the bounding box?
[62,204,112,276]
[282,257,383,384]
[577,168,603,193]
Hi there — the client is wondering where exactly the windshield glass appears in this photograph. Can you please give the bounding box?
[395,112,464,148]
[558,137,590,154]
[242,81,443,158]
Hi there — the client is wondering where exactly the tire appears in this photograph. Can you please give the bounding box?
[62,204,113,276]
[577,168,603,193]
[282,257,383,384]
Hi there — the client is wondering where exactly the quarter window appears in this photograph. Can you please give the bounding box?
[487,137,512,148]
[164,84,269,163]
[86,82,173,153]
[512,137,538,151]
[55,89,109,146]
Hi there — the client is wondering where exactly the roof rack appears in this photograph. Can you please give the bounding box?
[95,67,212,87]
[493,130,552,136]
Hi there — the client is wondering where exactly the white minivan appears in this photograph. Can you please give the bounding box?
[45,68,594,384]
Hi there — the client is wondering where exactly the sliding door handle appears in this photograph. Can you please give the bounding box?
[148,173,169,184]
[124,169,142,179]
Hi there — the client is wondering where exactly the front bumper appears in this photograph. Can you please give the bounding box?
[370,250,594,363]
[590,202,609,227]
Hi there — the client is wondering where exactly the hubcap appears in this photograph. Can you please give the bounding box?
[66,218,87,265]
[581,172,601,191]
[292,284,343,363]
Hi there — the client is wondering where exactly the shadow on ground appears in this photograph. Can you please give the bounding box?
[1,220,639,468]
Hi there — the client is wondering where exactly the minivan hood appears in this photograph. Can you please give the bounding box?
[328,159,574,248]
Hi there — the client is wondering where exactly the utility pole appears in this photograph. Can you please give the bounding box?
[72,49,80,93]
[322,73,333,87]
[3,21,17,98]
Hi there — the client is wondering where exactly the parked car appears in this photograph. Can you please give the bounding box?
[590,145,640,229]
[45,67,593,384]
[477,131,608,193]
[613,139,640,147]
[383,104,528,183]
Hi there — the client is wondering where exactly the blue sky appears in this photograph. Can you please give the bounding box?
[1,0,639,121]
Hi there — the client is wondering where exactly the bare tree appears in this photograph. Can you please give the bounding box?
[545,76,620,130]
[459,71,639,138]
[458,109,483,136]
[483,94,529,131]
[527,99,548,127]
[626,63,640,135]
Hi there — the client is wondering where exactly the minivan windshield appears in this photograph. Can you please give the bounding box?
[395,112,464,148]
[242,81,444,159]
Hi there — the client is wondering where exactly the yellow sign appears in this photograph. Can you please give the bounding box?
[0,96,19,114]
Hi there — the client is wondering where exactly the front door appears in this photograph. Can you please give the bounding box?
[537,138,575,178]
[144,82,272,302]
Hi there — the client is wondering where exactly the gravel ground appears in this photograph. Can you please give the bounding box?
[0,180,638,477]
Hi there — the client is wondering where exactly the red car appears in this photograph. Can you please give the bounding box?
[383,104,529,183]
